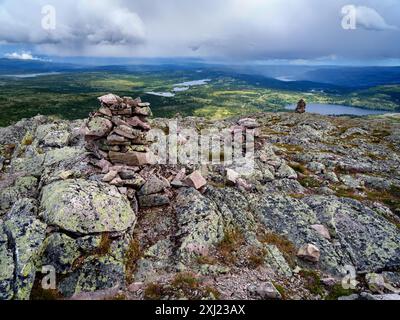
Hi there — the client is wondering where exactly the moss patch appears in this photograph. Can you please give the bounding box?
[272,282,288,300]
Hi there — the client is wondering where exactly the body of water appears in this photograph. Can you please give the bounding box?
[275,76,296,82]
[147,79,212,98]
[2,72,62,78]
[146,92,176,97]
[174,79,211,87]
[173,86,189,92]
[286,103,392,116]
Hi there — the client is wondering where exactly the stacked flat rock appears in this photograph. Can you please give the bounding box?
[84,94,158,201]
[85,93,155,166]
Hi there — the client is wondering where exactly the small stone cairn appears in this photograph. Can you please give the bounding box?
[295,99,306,114]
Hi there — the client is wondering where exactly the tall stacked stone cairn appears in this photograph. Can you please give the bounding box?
[85,94,167,207]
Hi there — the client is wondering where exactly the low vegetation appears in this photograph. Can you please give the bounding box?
[298,176,323,189]
[216,227,246,265]
[125,238,143,283]
[258,232,297,268]
[299,270,324,297]
[144,272,221,300]
[325,284,356,301]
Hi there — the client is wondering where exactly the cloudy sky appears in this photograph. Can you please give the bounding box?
[0,0,399,64]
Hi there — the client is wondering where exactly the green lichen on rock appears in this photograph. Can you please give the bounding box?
[0,221,14,300]
[58,255,126,297]
[264,244,293,277]
[35,122,71,148]
[11,154,45,177]
[36,233,81,274]
[40,179,136,234]
[44,147,85,167]
[175,188,225,265]
[0,176,38,215]
[3,199,47,300]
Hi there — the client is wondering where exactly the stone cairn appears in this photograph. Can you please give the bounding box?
[295,99,306,114]
[84,93,210,208]
[84,93,163,207]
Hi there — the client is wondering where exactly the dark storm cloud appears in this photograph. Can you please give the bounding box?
[0,0,399,60]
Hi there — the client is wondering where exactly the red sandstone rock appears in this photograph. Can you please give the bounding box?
[109,151,156,166]
[297,244,320,263]
[98,94,122,106]
[125,116,151,131]
[183,171,207,190]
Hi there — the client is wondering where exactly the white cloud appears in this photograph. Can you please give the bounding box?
[355,6,398,31]
[4,51,41,60]
[0,0,146,46]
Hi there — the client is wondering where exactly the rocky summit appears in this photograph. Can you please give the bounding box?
[0,95,399,300]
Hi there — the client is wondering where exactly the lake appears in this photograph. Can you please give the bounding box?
[174,79,211,87]
[2,72,62,78]
[286,103,392,116]
[147,79,211,98]
[146,92,176,97]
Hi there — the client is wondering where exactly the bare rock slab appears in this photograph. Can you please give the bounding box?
[248,282,282,300]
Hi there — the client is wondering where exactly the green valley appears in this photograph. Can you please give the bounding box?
[0,67,399,127]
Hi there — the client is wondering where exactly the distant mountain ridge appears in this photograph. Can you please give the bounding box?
[0,58,83,75]
[299,66,400,88]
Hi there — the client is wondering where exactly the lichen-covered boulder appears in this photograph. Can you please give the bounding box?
[36,233,81,275]
[251,193,400,274]
[0,176,38,215]
[250,194,347,274]
[11,154,45,177]
[304,196,400,273]
[3,199,47,300]
[43,147,86,167]
[58,255,126,297]
[0,221,14,300]
[40,179,136,234]
[135,238,175,282]
[86,117,113,138]
[175,188,224,264]
[35,122,71,148]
